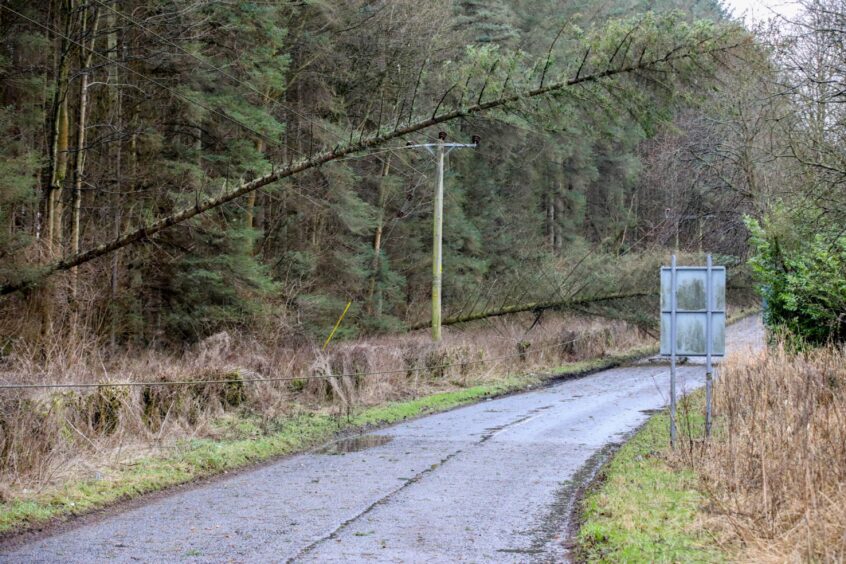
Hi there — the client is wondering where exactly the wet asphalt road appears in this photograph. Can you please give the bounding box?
[2,316,763,563]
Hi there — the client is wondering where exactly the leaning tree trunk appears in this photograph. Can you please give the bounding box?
[0,31,750,297]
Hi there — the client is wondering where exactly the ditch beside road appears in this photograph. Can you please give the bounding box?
[1,316,763,563]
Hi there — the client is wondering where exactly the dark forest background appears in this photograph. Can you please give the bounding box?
[1,0,843,348]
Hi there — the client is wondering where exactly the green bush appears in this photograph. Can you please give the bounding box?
[746,216,846,346]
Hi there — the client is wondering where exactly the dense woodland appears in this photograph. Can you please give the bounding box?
[0,0,843,348]
[2,1,846,556]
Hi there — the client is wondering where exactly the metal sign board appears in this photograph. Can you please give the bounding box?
[660,265,726,357]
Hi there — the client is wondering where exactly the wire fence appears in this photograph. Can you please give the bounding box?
[0,335,593,391]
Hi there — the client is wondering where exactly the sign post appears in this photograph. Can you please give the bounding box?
[705,254,713,437]
[660,255,725,447]
[670,255,678,447]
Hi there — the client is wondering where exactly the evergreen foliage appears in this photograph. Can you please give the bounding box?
[0,0,752,346]
[747,215,846,346]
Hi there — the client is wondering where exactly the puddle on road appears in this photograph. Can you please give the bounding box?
[316,434,393,455]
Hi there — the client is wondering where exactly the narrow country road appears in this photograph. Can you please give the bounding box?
[2,316,763,563]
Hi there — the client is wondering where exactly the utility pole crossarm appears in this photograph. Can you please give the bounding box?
[403,142,479,150]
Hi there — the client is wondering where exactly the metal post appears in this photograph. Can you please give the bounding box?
[432,140,445,342]
[705,254,713,437]
[670,254,678,448]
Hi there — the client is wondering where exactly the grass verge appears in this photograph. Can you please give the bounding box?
[0,345,654,536]
[576,390,723,563]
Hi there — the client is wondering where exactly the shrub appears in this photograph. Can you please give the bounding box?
[746,216,846,346]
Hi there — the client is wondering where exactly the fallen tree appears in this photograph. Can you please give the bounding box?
[408,292,654,330]
[0,20,748,297]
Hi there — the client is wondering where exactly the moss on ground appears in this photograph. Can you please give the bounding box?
[577,391,723,563]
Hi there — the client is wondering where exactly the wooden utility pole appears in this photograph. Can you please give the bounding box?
[432,135,445,341]
[390,132,478,341]
[416,132,479,341]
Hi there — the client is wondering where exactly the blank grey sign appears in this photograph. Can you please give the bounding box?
[660,266,726,357]
[660,312,726,356]
[660,268,725,312]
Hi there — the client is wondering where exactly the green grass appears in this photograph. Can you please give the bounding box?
[552,345,658,374]
[577,391,723,563]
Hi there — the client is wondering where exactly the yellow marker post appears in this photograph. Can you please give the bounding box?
[323,301,352,350]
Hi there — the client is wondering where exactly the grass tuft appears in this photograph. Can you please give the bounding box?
[577,392,724,563]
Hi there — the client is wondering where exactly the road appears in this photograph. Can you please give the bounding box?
[1,316,763,563]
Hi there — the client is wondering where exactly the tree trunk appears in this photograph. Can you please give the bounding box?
[107,6,121,347]
[407,291,654,330]
[0,35,750,297]
[245,139,265,230]
[547,190,555,249]
[47,88,69,252]
[367,156,391,316]
[40,0,75,339]
[71,7,99,298]
[554,188,564,252]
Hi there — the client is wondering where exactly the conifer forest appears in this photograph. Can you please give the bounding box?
[1,0,846,559]
[2,0,758,344]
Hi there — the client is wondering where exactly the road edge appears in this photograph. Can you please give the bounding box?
[0,345,653,548]
[0,311,759,549]
[566,313,762,562]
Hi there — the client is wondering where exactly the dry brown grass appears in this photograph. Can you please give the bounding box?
[0,312,650,498]
[697,345,846,562]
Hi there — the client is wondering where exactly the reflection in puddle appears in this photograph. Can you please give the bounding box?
[317,434,393,455]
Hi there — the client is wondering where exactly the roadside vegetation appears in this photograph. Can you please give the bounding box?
[580,342,846,563]
[697,345,846,561]
[0,310,657,534]
[578,392,721,563]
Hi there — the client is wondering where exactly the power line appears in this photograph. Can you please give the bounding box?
[0,335,591,390]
